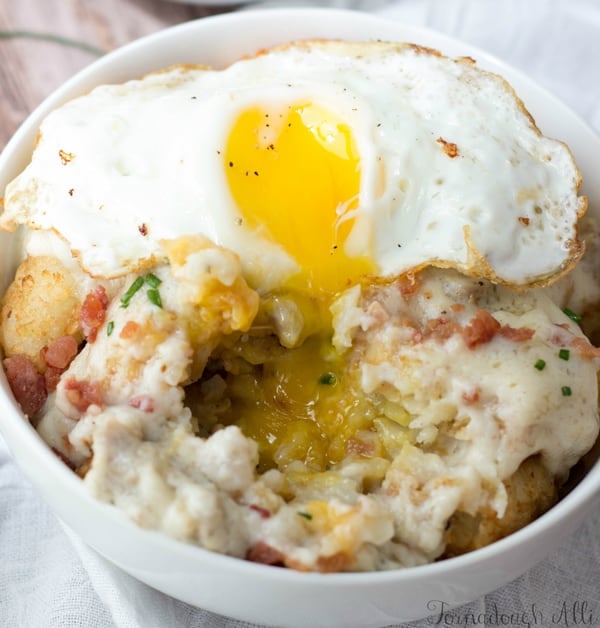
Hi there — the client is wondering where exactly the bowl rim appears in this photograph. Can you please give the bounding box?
[0,5,599,586]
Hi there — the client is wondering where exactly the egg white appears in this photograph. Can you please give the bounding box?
[1,41,585,291]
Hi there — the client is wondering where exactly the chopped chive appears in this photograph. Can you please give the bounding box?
[534,359,546,371]
[297,511,313,521]
[120,276,144,307]
[145,272,162,288]
[147,288,162,308]
[561,386,572,397]
[558,348,570,361]
[318,372,337,386]
[106,321,115,336]
[562,307,582,323]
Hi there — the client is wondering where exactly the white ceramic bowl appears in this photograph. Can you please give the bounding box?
[1,8,599,627]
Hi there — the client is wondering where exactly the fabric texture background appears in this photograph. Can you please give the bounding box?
[1,1,599,626]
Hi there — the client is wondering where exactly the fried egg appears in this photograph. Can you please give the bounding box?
[1,41,585,296]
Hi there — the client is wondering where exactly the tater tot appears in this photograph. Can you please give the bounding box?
[0,255,82,367]
[443,455,557,557]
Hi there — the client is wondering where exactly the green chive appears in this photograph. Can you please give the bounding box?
[145,272,162,288]
[147,288,162,308]
[106,321,114,336]
[534,359,546,371]
[297,511,313,521]
[318,372,337,386]
[561,386,572,397]
[120,276,144,307]
[562,307,582,323]
[559,348,570,361]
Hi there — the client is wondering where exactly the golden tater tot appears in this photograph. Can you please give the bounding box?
[443,455,557,557]
[0,255,82,368]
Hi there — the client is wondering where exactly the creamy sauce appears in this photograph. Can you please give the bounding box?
[31,242,599,571]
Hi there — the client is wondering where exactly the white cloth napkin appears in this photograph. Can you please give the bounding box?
[1,1,599,626]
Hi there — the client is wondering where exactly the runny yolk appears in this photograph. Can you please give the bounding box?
[221,104,379,474]
[224,103,375,296]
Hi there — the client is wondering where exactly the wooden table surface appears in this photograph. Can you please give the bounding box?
[0,0,238,151]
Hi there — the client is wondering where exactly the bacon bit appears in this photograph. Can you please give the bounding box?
[436,137,459,158]
[80,286,109,343]
[3,354,47,418]
[58,149,75,165]
[346,438,375,457]
[246,542,285,566]
[424,316,461,342]
[44,366,64,393]
[63,378,103,413]
[550,323,575,347]
[450,303,465,313]
[68,188,74,196]
[499,326,535,342]
[570,336,600,359]
[120,320,140,339]
[462,309,501,349]
[51,447,76,471]
[462,389,480,405]
[518,217,530,226]
[396,273,418,297]
[129,394,155,413]
[138,223,149,236]
[44,336,79,369]
[249,504,272,519]
[38,336,79,392]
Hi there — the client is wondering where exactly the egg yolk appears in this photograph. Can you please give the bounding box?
[220,104,381,475]
[225,103,375,296]
[212,332,381,474]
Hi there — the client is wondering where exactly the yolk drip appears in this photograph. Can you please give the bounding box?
[225,103,375,295]
[218,333,379,473]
